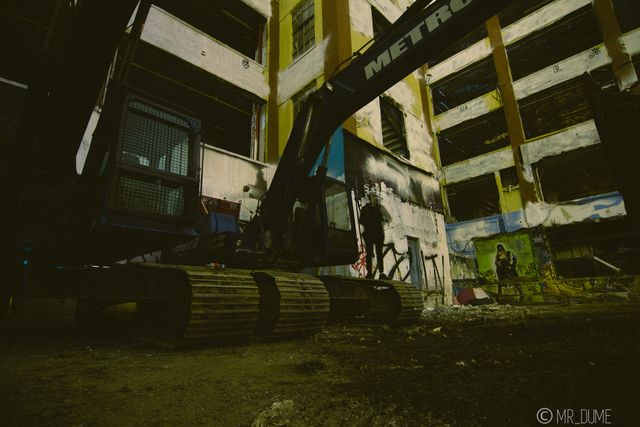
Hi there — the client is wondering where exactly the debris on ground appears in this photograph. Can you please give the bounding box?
[252,400,295,427]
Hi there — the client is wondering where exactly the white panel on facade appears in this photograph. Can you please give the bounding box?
[278,38,329,104]
[241,0,271,19]
[442,148,514,185]
[428,38,492,84]
[513,43,610,100]
[502,0,592,46]
[142,7,270,100]
[520,120,600,165]
[434,89,502,132]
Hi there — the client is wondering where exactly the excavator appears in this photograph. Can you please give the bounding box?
[1,0,514,346]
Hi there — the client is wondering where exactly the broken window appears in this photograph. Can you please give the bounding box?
[612,0,640,34]
[498,0,557,29]
[292,0,315,59]
[154,0,267,63]
[380,97,409,159]
[292,81,316,121]
[372,7,391,38]
[549,218,640,277]
[427,24,487,69]
[534,145,617,204]
[519,77,593,140]
[431,57,498,115]
[507,6,602,81]
[446,174,501,222]
[126,41,264,160]
[519,67,617,141]
[437,109,510,166]
[500,167,518,189]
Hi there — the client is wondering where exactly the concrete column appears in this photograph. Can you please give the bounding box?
[266,0,280,163]
[322,0,357,134]
[593,0,638,91]
[486,15,540,209]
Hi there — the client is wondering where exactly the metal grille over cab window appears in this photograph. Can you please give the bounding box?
[292,0,315,59]
[113,99,198,219]
[122,101,191,176]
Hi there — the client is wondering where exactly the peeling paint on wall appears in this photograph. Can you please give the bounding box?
[429,38,492,83]
[404,112,438,174]
[443,148,514,185]
[624,27,640,56]
[520,120,600,164]
[513,43,610,100]
[524,192,627,228]
[434,89,502,131]
[367,0,404,23]
[354,98,384,147]
[384,79,418,111]
[201,146,275,222]
[278,37,330,103]
[349,0,374,37]
[502,0,591,46]
[241,0,272,19]
[142,7,270,100]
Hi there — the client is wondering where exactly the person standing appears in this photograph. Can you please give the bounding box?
[359,192,391,279]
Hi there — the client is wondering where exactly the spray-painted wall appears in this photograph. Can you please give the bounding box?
[343,134,452,302]
[474,231,537,282]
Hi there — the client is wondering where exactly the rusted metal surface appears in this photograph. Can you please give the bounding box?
[253,271,330,337]
[137,265,260,347]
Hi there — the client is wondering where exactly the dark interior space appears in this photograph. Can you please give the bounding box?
[371,6,391,38]
[498,0,557,28]
[438,109,509,166]
[431,57,498,114]
[519,67,618,141]
[535,145,617,204]
[446,173,500,222]
[0,1,55,84]
[426,23,487,69]
[153,0,266,62]
[612,0,640,34]
[549,218,640,277]
[126,41,261,159]
[519,77,592,140]
[507,6,602,81]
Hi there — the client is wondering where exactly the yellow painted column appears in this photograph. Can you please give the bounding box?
[486,15,539,207]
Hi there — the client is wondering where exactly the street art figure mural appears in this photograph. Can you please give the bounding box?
[475,232,537,283]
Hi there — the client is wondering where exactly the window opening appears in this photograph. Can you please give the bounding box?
[292,0,315,59]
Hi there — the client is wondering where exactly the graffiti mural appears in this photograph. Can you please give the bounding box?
[474,231,537,282]
[343,131,443,212]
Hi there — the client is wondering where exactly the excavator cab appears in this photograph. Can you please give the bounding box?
[85,91,202,261]
[296,174,358,266]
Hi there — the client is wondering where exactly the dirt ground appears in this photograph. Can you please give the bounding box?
[1,302,639,426]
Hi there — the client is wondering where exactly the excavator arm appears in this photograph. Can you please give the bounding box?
[258,0,512,233]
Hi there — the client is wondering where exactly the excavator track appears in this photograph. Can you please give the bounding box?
[253,271,330,338]
[130,265,330,346]
[319,276,423,324]
[135,264,260,347]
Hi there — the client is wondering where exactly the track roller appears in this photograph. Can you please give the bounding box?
[319,276,423,324]
[252,271,330,338]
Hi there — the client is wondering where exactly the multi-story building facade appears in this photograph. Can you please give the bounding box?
[270,0,452,301]
[430,0,640,289]
[1,0,453,302]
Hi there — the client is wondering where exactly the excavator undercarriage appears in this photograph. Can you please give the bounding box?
[14,264,423,348]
